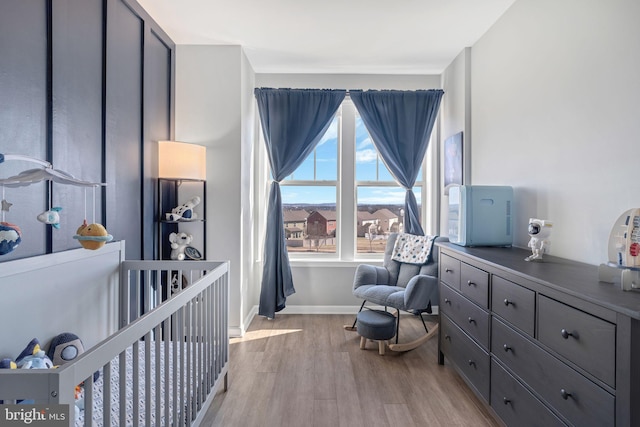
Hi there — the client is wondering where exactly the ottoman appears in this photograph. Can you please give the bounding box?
[356,310,396,355]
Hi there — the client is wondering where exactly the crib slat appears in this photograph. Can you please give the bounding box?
[172,308,180,427]
[103,361,111,427]
[84,373,93,427]
[186,301,193,426]
[145,331,152,427]
[155,324,161,426]
[119,349,127,426]
[133,341,140,427]
[164,316,171,426]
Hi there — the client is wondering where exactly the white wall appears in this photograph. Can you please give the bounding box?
[440,48,472,232]
[467,0,640,264]
[253,74,441,312]
[175,45,247,335]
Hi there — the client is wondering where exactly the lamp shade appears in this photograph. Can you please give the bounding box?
[158,141,206,180]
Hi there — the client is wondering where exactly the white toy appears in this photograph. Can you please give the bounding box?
[169,231,193,260]
[166,196,201,221]
[525,218,553,261]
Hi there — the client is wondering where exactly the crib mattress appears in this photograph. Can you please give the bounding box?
[77,340,210,427]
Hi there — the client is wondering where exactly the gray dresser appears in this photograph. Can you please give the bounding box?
[436,242,640,427]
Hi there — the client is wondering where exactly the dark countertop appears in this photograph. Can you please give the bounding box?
[436,242,640,320]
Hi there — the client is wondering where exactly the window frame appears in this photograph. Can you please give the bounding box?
[255,97,436,263]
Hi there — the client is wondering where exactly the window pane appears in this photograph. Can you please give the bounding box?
[355,115,423,182]
[281,185,337,254]
[316,119,338,180]
[356,186,422,254]
[282,117,338,182]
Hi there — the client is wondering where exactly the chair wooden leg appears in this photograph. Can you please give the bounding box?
[360,336,367,349]
[388,323,439,352]
[378,340,386,355]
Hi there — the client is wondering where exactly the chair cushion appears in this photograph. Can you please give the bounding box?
[353,284,407,310]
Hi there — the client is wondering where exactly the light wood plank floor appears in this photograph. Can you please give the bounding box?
[202,314,500,427]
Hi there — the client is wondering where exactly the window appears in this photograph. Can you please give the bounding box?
[263,99,432,260]
[280,115,339,254]
[354,114,423,254]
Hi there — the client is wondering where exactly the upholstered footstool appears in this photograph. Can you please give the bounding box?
[356,310,396,355]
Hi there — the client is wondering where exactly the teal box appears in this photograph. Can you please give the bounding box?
[448,185,514,247]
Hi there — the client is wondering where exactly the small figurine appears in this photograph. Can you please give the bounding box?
[166,196,201,221]
[525,218,553,262]
[169,231,193,260]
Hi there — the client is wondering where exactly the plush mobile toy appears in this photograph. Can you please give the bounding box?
[525,218,553,261]
[74,219,113,250]
[0,221,21,255]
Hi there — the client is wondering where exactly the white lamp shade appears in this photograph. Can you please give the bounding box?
[159,141,206,180]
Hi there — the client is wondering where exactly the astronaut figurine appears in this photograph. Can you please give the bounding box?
[525,218,553,262]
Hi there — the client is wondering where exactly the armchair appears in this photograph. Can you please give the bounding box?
[347,233,447,352]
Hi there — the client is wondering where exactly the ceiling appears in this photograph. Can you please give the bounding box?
[137,0,517,75]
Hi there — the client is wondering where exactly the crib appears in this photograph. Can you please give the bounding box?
[0,241,229,426]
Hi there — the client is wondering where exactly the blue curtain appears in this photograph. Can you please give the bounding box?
[350,89,444,235]
[254,88,346,318]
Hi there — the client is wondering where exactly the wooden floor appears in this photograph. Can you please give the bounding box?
[201,314,500,427]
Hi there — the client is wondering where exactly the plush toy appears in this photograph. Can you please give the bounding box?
[166,196,201,221]
[15,338,54,370]
[47,332,99,382]
[169,232,193,260]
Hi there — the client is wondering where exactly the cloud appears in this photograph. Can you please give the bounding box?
[358,188,406,204]
[356,136,373,150]
[356,149,378,163]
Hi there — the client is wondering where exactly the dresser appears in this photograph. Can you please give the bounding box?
[436,242,640,427]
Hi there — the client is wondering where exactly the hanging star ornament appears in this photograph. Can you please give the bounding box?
[1,199,12,212]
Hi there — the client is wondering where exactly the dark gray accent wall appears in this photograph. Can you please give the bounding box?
[0,0,174,261]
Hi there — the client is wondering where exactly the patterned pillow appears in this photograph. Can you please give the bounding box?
[391,233,437,265]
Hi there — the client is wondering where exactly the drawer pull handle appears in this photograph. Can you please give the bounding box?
[467,280,475,287]
[444,298,451,305]
[445,268,453,273]
[504,299,513,306]
[561,329,575,339]
[503,344,512,352]
[560,389,572,400]
[468,317,476,324]
[445,335,451,341]
[503,397,511,405]
[468,359,476,367]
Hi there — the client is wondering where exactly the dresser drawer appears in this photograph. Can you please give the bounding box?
[440,253,461,289]
[440,284,490,349]
[460,263,489,308]
[492,317,614,427]
[491,359,566,427]
[538,295,616,387]
[441,314,490,401]
[492,276,535,337]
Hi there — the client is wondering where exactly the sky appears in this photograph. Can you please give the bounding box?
[280,116,422,206]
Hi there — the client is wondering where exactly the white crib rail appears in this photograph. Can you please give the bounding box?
[0,259,229,427]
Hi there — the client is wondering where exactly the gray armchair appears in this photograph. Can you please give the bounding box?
[348,233,447,352]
